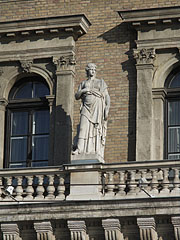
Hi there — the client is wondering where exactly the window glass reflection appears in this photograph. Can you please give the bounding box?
[11,112,28,136]
[10,137,27,162]
[32,135,49,161]
[33,110,49,134]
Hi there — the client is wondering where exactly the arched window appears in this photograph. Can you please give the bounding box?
[166,70,180,160]
[5,76,50,168]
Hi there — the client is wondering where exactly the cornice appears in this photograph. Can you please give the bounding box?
[118,6,180,26]
[0,14,91,40]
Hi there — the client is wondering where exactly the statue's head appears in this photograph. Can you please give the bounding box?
[85,63,97,77]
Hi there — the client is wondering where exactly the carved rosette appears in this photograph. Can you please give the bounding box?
[20,60,33,73]
[53,55,76,71]
[133,48,156,65]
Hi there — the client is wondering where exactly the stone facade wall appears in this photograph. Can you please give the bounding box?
[0,0,180,163]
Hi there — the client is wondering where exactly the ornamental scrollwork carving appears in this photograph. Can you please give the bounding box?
[53,55,76,71]
[133,48,156,64]
[20,60,33,73]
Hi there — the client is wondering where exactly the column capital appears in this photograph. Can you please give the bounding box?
[172,216,180,240]
[134,48,156,65]
[52,55,76,73]
[0,98,8,111]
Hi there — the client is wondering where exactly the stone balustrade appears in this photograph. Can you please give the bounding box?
[0,159,179,202]
[0,167,66,202]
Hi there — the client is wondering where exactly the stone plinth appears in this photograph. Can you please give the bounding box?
[71,153,104,164]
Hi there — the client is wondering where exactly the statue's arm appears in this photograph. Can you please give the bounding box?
[104,89,110,121]
[75,82,89,100]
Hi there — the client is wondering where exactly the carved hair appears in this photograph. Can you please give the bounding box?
[85,63,97,72]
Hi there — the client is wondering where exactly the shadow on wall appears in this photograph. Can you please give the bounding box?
[98,22,137,161]
[53,105,72,165]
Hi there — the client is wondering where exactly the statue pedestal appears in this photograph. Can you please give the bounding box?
[71,153,104,164]
[66,155,103,200]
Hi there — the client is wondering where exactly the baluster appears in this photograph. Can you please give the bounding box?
[56,174,65,200]
[0,176,3,200]
[116,171,125,198]
[15,176,23,200]
[171,168,180,196]
[25,176,34,200]
[35,175,45,200]
[46,175,55,199]
[160,168,170,196]
[4,176,13,201]
[106,171,115,198]
[150,169,159,196]
[127,170,136,196]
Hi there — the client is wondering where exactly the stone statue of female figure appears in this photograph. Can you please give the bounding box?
[73,63,110,160]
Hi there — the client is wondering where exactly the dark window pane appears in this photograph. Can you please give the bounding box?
[168,101,180,125]
[31,161,48,167]
[33,110,50,134]
[168,127,180,153]
[14,82,32,99]
[11,112,28,136]
[32,135,48,161]
[168,154,180,160]
[169,73,180,88]
[33,82,49,98]
[10,137,27,162]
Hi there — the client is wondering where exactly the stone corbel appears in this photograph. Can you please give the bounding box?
[137,217,158,240]
[133,48,156,65]
[52,55,76,72]
[172,216,180,240]
[20,60,33,73]
[67,220,89,240]
[1,223,22,240]
[34,221,55,240]
[102,219,124,240]
[45,95,55,113]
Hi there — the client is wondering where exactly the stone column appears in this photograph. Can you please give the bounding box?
[102,219,124,240]
[34,221,55,240]
[0,98,8,168]
[137,217,158,240]
[172,216,180,240]
[67,220,89,240]
[53,51,76,165]
[1,223,21,240]
[134,48,156,161]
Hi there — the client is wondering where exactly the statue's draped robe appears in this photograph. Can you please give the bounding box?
[77,78,107,158]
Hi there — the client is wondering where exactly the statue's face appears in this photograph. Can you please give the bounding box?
[87,67,96,77]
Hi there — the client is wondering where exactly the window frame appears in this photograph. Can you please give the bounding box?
[4,77,50,168]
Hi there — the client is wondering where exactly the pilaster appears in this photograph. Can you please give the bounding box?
[134,48,156,161]
[137,217,158,240]
[52,53,76,165]
[102,219,124,240]
[67,220,89,240]
[0,98,8,168]
[34,221,55,240]
[172,216,180,240]
[1,223,21,240]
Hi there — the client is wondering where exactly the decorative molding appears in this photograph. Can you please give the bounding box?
[20,60,33,73]
[1,223,21,240]
[34,221,55,240]
[0,14,91,40]
[102,219,124,240]
[133,48,156,65]
[137,217,158,240]
[118,6,180,25]
[67,220,89,240]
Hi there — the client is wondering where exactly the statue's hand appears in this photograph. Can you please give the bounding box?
[81,87,90,94]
